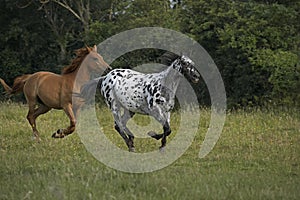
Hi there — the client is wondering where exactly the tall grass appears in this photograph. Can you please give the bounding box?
[0,102,299,199]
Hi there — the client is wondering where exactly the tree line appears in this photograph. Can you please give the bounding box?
[0,0,299,108]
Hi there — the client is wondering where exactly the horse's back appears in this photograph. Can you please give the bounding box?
[24,71,61,90]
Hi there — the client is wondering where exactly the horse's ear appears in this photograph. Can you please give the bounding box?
[84,44,91,52]
[92,45,97,52]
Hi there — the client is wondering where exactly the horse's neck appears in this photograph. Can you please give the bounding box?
[65,67,91,91]
[160,64,182,92]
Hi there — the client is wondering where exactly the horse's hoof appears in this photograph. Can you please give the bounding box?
[32,136,42,143]
[148,131,158,139]
[129,147,135,152]
[52,129,65,138]
[51,133,59,138]
[159,146,166,153]
[148,131,162,140]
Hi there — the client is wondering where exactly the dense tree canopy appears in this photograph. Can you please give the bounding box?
[0,0,299,108]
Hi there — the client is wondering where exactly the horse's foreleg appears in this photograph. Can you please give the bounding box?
[72,98,84,120]
[148,111,171,151]
[161,112,171,150]
[63,104,76,136]
[121,110,136,151]
[149,122,171,151]
[160,122,171,150]
[114,121,134,152]
[52,104,76,138]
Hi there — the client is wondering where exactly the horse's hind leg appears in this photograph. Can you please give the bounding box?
[27,105,40,142]
[111,103,135,152]
[27,104,51,142]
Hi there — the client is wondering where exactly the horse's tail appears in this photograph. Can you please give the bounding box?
[0,78,13,94]
[0,74,32,96]
[79,77,104,100]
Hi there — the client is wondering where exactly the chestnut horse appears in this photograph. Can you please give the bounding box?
[0,45,110,141]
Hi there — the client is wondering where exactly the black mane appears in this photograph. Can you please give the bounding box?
[158,52,180,66]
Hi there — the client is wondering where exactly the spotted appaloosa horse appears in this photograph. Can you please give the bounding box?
[80,53,201,152]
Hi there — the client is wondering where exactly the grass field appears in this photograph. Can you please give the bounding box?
[0,102,299,199]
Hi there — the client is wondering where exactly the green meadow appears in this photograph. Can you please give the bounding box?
[0,102,299,199]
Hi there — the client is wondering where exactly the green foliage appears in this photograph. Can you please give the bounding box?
[85,21,115,45]
[0,0,299,108]
[179,0,300,107]
[250,49,299,104]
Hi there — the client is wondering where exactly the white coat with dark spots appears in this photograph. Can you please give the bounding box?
[80,54,201,152]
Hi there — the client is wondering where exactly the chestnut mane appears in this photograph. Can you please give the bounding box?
[61,47,92,74]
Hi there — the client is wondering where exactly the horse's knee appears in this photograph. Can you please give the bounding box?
[26,113,34,125]
[114,123,121,132]
[163,123,171,136]
[62,120,76,136]
[26,114,31,122]
[69,121,76,132]
[70,119,76,127]
[159,123,171,148]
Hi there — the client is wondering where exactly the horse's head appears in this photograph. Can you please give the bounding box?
[85,45,111,74]
[179,55,201,83]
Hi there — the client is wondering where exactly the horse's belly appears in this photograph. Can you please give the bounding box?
[114,87,147,113]
[30,73,65,109]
